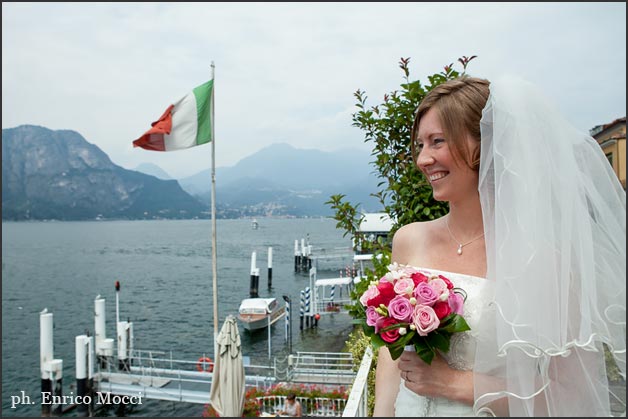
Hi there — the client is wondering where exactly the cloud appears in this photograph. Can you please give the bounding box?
[2,2,625,178]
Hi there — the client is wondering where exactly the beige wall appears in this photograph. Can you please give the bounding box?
[593,118,626,189]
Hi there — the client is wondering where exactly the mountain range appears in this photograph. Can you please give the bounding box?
[173,142,382,217]
[2,125,207,220]
[2,125,382,220]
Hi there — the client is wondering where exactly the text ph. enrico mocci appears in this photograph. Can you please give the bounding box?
[41,391,143,406]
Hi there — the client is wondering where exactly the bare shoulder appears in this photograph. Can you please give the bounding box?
[393,220,440,247]
[392,219,441,264]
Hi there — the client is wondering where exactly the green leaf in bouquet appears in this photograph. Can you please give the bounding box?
[426,330,451,353]
[414,337,436,365]
[388,344,405,360]
[360,322,375,334]
[387,331,416,360]
[371,333,387,351]
[439,313,471,333]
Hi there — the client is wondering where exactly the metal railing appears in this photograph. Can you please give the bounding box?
[94,348,278,404]
[257,395,347,417]
[290,352,354,380]
[341,346,373,417]
[93,348,366,408]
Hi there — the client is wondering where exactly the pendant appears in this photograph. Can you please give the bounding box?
[457,244,463,255]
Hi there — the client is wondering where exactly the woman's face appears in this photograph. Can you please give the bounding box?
[415,107,478,203]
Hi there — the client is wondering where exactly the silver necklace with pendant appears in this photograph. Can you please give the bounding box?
[445,216,485,255]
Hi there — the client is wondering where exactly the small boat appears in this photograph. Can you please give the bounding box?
[251,218,259,229]
[237,297,286,331]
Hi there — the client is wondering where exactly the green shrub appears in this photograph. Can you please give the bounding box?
[345,327,378,416]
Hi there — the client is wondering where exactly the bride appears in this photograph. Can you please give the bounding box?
[373,76,626,416]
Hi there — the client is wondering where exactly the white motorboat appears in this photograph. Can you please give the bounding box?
[237,297,286,331]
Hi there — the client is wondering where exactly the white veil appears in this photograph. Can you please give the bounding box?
[474,75,626,416]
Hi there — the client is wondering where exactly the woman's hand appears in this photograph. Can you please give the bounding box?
[397,350,474,405]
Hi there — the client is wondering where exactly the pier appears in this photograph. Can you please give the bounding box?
[91,350,355,405]
[39,300,358,412]
[35,242,371,415]
[92,349,276,405]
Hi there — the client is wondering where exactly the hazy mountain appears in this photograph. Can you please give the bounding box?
[134,163,173,180]
[179,142,383,216]
[2,126,383,220]
[181,142,374,189]
[2,125,207,220]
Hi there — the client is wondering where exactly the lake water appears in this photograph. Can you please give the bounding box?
[1,218,357,417]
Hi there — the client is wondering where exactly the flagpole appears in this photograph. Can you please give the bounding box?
[210,62,219,353]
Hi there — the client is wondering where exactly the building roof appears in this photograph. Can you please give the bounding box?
[314,277,354,287]
[358,212,394,233]
[591,116,626,138]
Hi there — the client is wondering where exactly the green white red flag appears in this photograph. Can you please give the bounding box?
[133,79,214,151]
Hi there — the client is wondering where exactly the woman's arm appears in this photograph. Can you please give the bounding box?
[295,401,302,417]
[372,224,417,416]
[397,349,474,405]
[373,346,401,416]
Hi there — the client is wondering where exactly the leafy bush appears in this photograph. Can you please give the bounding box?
[345,327,378,416]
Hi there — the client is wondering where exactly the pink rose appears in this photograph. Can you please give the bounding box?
[413,282,439,306]
[393,277,415,296]
[359,286,380,307]
[377,317,401,343]
[412,305,440,336]
[387,295,414,322]
[433,301,452,319]
[428,278,450,302]
[365,306,383,327]
[448,292,464,316]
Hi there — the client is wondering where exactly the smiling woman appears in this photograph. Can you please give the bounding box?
[373,74,626,417]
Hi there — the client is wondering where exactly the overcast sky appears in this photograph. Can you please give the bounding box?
[2,2,626,178]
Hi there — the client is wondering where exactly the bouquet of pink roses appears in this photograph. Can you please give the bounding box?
[358,262,470,364]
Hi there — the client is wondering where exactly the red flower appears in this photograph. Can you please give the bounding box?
[438,274,454,289]
[433,301,452,319]
[411,272,429,286]
[377,317,401,343]
[367,280,396,307]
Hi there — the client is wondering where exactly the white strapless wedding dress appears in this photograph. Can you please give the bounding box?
[394,267,492,417]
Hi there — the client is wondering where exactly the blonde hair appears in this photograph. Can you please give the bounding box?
[410,76,490,170]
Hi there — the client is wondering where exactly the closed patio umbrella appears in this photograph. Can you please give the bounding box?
[209,315,246,417]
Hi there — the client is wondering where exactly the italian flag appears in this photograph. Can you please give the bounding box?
[133,79,214,151]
